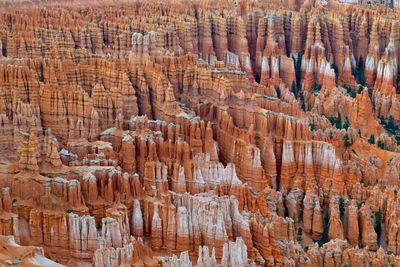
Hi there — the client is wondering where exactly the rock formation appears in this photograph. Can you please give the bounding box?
[0,0,399,266]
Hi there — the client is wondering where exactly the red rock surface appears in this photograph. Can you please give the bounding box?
[0,0,399,266]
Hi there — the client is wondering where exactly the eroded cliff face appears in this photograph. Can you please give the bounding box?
[0,0,399,266]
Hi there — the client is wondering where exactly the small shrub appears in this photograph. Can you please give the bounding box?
[297,227,303,241]
[377,139,385,149]
[368,134,375,144]
[336,113,342,129]
[343,134,353,147]
[397,74,400,94]
[291,81,298,98]
[343,117,350,130]
[357,85,364,94]
[374,209,382,244]
[339,196,345,220]
[276,86,281,98]
[353,56,365,86]
[386,115,398,134]
[298,86,306,111]
[331,63,339,79]
[344,85,356,98]
[293,53,303,86]
[329,116,336,125]
[362,181,370,187]
[313,82,322,93]
[318,207,330,246]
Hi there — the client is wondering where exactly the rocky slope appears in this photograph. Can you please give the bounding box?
[0,0,399,266]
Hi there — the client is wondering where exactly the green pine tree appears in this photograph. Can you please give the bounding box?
[368,134,375,144]
[336,113,342,129]
[343,134,352,147]
[291,81,298,98]
[343,117,350,130]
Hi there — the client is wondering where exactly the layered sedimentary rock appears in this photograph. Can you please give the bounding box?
[0,0,399,266]
[0,235,64,267]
